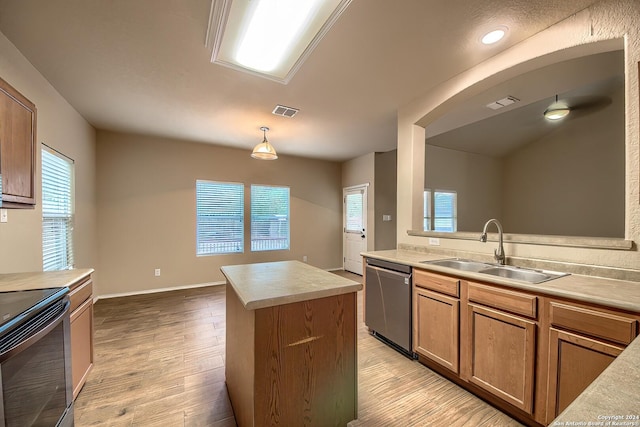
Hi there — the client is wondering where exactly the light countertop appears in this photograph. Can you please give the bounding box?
[0,268,94,292]
[362,249,640,312]
[220,260,362,310]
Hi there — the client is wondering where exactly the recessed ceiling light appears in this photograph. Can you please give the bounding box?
[481,27,507,45]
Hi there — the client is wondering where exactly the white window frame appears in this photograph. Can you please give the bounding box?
[196,180,245,255]
[42,145,75,271]
[424,189,457,232]
[250,184,290,252]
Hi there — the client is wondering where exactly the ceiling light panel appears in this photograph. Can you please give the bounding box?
[207,0,352,84]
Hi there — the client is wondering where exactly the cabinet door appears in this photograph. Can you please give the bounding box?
[0,78,36,206]
[465,303,536,414]
[414,287,459,373]
[70,297,94,399]
[546,327,624,421]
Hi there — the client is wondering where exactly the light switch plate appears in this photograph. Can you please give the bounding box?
[0,209,7,223]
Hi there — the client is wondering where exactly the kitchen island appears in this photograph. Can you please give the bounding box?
[220,260,362,427]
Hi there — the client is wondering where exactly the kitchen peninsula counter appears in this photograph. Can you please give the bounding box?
[220,261,362,427]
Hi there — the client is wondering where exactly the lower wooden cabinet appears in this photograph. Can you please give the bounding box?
[546,327,624,419]
[545,301,637,422]
[409,268,640,426]
[464,303,537,414]
[69,276,94,399]
[414,287,459,373]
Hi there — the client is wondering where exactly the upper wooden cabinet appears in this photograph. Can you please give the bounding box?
[0,76,37,208]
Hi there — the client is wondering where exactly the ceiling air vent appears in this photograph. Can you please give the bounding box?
[486,95,519,110]
[272,105,299,118]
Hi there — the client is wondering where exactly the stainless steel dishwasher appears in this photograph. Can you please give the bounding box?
[364,257,414,357]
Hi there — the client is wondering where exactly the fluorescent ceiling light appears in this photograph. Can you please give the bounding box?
[206,0,352,84]
[236,0,321,72]
[481,27,507,45]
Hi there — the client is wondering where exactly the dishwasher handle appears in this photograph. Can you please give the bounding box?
[366,264,412,285]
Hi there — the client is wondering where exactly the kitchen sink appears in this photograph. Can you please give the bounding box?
[479,266,567,283]
[422,258,569,284]
[422,258,492,272]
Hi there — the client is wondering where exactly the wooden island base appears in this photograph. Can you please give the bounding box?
[225,280,358,426]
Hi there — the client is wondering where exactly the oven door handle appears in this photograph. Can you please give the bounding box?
[0,300,70,361]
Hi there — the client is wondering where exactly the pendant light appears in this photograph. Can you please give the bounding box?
[251,126,278,160]
[544,95,571,120]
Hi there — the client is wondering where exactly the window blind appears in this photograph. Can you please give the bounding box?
[42,147,74,271]
[196,180,244,255]
[434,191,457,232]
[251,185,290,252]
[424,189,457,232]
[345,192,363,232]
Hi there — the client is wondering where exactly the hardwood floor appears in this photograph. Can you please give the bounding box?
[75,272,522,426]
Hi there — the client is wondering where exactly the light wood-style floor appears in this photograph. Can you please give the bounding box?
[75,272,522,426]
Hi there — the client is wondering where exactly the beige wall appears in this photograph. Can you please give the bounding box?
[374,150,397,250]
[425,145,503,232]
[0,31,97,275]
[398,0,640,270]
[96,130,343,297]
[502,85,625,237]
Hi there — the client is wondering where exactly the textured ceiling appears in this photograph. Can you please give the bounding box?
[0,0,600,161]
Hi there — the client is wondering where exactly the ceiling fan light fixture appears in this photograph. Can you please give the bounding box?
[251,126,278,160]
[544,95,571,120]
[543,107,571,120]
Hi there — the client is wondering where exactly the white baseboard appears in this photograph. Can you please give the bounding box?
[94,267,353,302]
[94,281,226,302]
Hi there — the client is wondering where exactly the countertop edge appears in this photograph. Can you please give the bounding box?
[221,261,362,310]
[0,268,95,292]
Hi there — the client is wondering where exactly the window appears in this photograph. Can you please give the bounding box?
[424,189,457,232]
[196,180,244,255]
[251,185,290,251]
[42,146,74,271]
[344,192,363,232]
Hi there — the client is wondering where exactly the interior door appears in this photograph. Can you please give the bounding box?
[343,185,367,275]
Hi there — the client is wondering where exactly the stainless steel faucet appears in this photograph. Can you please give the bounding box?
[480,219,505,265]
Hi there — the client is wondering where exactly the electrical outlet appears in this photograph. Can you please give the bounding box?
[154,268,161,277]
[303,255,308,262]
[0,209,7,223]
[428,237,440,246]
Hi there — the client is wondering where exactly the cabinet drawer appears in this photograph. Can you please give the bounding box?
[549,302,638,345]
[414,269,459,297]
[69,277,93,313]
[468,282,537,319]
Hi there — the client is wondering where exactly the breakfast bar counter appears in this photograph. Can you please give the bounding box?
[220,261,362,427]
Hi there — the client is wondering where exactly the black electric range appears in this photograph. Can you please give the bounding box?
[0,287,69,338]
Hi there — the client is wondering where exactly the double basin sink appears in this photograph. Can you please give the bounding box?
[422,258,569,284]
